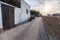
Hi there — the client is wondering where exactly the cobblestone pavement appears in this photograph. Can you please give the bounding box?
[0,17,48,40]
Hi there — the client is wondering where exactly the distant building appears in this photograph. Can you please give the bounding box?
[48,14,52,16]
[52,13,60,16]
[0,0,30,30]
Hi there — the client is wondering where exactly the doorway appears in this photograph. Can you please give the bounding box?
[1,4,14,30]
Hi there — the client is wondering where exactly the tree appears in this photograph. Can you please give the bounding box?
[30,10,42,17]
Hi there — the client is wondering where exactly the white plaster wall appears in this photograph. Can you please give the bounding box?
[14,0,30,24]
[14,7,21,24]
[0,0,30,26]
[21,0,30,22]
[0,4,3,28]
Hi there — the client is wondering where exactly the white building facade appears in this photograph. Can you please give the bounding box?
[15,0,30,25]
[0,0,30,30]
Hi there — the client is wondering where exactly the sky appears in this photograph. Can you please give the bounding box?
[25,0,44,9]
[25,0,60,15]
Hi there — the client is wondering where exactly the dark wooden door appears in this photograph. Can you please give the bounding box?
[1,4,14,30]
[9,6,14,28]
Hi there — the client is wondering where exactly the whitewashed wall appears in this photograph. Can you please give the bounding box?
[0,0,31,28]
[14,0,30,25]
[21,0,30,22]
[14,7,21,24]
[0,4,3,28]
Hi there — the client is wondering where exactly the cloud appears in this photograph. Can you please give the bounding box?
[25,0,60,15]
[25,0,44,9]
[25,0,60,9]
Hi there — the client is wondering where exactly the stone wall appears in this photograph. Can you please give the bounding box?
[43,16,60,40]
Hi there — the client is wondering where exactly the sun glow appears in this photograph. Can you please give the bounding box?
[43,3,53,13]
[35,3,54,15]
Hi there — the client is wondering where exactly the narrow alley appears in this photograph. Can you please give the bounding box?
[1,17,48,40]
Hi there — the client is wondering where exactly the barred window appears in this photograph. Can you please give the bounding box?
[26,9,28,14]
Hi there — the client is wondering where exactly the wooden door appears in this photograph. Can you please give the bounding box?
[1,4,14,30]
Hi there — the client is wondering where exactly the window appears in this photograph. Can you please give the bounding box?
[26,9,28,14]
[0,0,21,8]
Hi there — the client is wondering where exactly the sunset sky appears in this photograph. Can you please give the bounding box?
[25,0,60,15]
